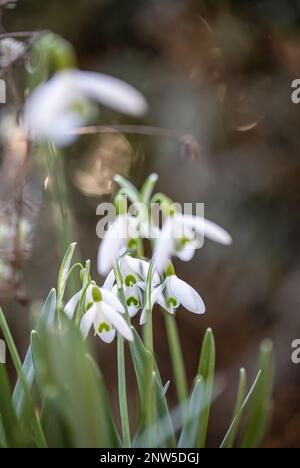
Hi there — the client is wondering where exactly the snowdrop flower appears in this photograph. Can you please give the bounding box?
[80,285,133,343]
[24,69,148,146]
[154,213,232,274]
[120,255,160,318]
[98,215,157,276]
[140,262,205,324]
[103,255,160,318]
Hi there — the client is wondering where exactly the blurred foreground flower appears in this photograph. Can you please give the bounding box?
[24,69,148,146]
[154,212,232,274]
[0,38,25,68]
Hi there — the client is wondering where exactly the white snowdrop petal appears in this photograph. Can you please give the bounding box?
[85,284,94,308]
[156,294,174,314]
[103,269,116,291]
[100,288,125,314]
[97,215,128,275]
[176,245,196,262]
[128,305,139,318]
[102,303,133,341]
[151,282,167,307]
[97,328,116,344]
[153,218,176,274]
[64,290,82,319]
[80,304,97,339]
[182,215,232,246]
[140,306,147,325]
[24,70,148,145]
[140,283,169,325]
[168,276,205,315]
[75,71,148,117]
[24,72,78,142]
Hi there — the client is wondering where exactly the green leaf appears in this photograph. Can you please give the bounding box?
[13,289,57,417]
[32,316,118,447]
[57,242,77,308]
[240,340,274,448]
[130,328,175,448]
[220,368,247,448]
[195,328,216,448]
[220,370,265,448]
[0,308,47,448]
[117,335,131,448]
[114,175,141,203]
[86,354,121,448]
[0,364,19,447]
[140,173,159,204]
[178,377,205,448]
[154,372,176,448]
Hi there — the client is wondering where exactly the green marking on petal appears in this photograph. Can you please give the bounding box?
[98,322,110,333]
[125,274,137,287]
[168,297,178,308]
[127,296,139,307]
[128,238,138,249]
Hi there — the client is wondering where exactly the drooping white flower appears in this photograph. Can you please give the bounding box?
[154,213,232,274]
[140,263,205,324]
[103,255,160,318]
[97,214,129,276]
[97,215,158,276]
[24,69,148,146]
[80,285,133,343]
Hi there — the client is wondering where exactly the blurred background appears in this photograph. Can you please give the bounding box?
[1,0,300,447]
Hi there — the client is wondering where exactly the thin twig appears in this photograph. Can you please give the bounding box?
[68,125,200,160]
[0,31,41,40]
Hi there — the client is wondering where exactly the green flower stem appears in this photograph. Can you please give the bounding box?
[43,143,79,298]
[117,335,131,448]
[164,313,188,406]
[143,261,156,446]
[144,264,154,354]
[114,263,131,448]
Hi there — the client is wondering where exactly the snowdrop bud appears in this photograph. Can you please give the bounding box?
[92,286,102,303]
[114,191,128,215]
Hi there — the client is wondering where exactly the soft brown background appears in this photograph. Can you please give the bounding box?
[1,0,300,447]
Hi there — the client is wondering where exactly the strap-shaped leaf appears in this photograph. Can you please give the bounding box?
[0,308,46,447]
[195,328,216,448]
[130,328,175,448]
[31,316,118,447]
[57,242,77,307]
[12,289,56,417]
[114,175,141,203]
[221,370,263,448]
[0,364,19,447]
[240,340,274,448]
[178,377,205,448]
[220,368,247,448]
